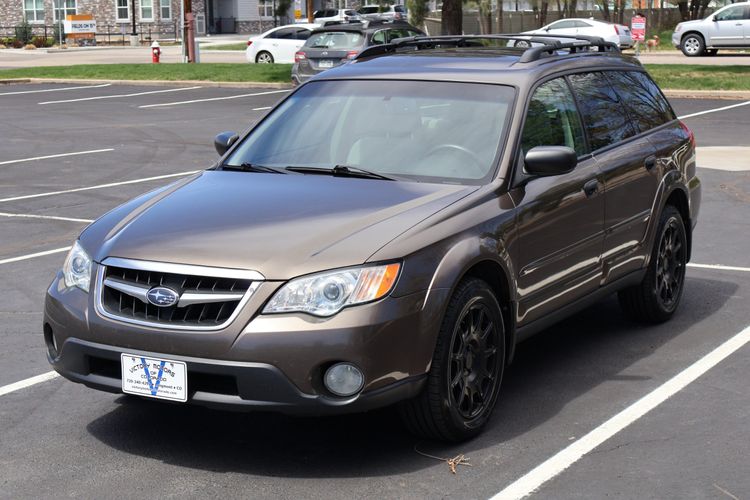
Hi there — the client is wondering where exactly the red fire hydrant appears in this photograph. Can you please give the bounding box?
[151,41,161,63]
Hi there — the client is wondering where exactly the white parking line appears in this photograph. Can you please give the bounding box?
[139,89,290,108]
[0,83,111,96]
[0,148,114,166]
[677,100,750,120]
[0,371,59,398]
[688,263,750,273]
[39,86,203,105]
[0,170,199,204]
[0,212,94,223]
[491,324,750,500]
[0,246,71,265]
[252,106,272,111]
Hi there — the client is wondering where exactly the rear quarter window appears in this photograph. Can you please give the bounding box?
[568,72,637,151]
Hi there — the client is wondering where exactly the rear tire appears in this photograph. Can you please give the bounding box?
[618,205,687,323]
[256,51,274,64]
[680,34,705,57]
[399,278,505,442]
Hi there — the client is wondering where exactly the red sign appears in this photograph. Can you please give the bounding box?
[631,15,646,41]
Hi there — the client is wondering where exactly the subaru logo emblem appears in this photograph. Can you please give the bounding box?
[146,287,179,307]
[322,51,328,56]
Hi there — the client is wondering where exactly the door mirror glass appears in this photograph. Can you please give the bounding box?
[214,131,239,156]
[524,146,577,176]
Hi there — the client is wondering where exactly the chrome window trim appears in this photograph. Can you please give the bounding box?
[95,257,262,331]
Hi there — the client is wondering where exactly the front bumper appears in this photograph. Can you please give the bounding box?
[44,270,445,414]
[48,337,426,414]
[672,32,681,48]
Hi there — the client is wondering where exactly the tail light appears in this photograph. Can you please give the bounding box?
[679,121,696,148]
[247,40,253,46]
[343,50,358,60]
[295,51,306,63]
[614,25,620,34]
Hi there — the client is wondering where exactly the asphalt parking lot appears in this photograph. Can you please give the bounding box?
[0,83,748,499]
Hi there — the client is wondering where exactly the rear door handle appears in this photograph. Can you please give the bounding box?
[644,155,657,171]
[583,179,599,197]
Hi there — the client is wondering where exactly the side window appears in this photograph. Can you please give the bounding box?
[548,20,575,30]
[715,5,745,21]
[521,78,587,157]
[575,20,592,28]
[270,28,296,39]
[568,72,637,151]
[295,29,311,40]
[371,30,387,45]
[605,71,675,133]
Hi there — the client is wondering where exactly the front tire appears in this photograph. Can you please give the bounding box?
[399,278,505,442]
[680,34,705,57]
[256,51,274,64]
[618,205,687,323]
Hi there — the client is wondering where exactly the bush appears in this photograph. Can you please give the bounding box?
[0,44,6,49]
[15,20,33,45]
[24,43,37,50]
[11,39,24,49]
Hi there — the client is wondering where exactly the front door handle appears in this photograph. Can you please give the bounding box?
[645,155,657,171]
[583,179,599,197]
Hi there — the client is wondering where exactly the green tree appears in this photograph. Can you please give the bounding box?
[407,0,429,30]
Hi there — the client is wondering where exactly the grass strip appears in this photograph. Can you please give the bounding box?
[200,43,248,51]
[643,64,750,91]
[1,63,749,91]
[0,63,292,83]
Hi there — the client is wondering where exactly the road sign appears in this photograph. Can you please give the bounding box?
[631,15,646,41]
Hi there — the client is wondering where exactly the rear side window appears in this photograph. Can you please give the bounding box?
[521,78,587,157]
[295,29,312,40]
[568,72,637,151]
[605,71,675,133]
[270,28,296,39]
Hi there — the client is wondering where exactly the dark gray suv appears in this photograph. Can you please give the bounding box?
[45,35,700,442]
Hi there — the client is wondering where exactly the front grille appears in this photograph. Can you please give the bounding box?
[97,259,261,330]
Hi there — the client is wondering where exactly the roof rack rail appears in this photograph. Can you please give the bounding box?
[353,34,619,63]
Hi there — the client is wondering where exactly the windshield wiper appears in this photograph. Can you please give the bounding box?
[221,163,288,174]
[285,165,395,181]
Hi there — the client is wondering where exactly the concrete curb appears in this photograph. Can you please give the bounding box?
[0,77,293,89]
[662,89,750,100]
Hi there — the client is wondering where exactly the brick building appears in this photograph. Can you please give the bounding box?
[0,0,315,37]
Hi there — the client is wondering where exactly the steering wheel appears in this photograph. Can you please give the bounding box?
[424,144,485,176]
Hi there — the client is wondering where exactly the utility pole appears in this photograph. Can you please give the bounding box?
[183,0,196,62]
[131,0,137,36]
[307,0,314,22]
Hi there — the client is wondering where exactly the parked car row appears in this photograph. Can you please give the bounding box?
[512,18,634,49]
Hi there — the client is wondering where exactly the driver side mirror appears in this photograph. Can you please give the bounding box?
[524,146,577,176]
[214,131,239,156]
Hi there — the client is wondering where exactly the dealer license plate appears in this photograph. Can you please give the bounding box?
[318,59,335,68]
[121,354,188,402]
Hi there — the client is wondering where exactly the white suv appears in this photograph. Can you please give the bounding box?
[672,2,750,56]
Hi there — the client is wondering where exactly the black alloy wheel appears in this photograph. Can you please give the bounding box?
[448,301,502,420]
[619,205,687,323]
[400,278,505,442]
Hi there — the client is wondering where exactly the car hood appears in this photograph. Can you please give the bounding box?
[82,171,477,280]
[677,20,703,28]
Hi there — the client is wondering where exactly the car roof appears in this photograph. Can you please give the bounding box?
[310,21,420,35]
[315,47,644,87]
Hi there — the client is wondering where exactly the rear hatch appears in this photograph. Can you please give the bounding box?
[297,30,366,75]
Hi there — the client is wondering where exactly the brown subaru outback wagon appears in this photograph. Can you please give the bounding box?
[45,35,701,442]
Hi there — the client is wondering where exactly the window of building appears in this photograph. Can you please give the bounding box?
[160,0,171,19]
[259,0,274,18]
[116,0,129,21]
[53,0,77,22]
[24,0,45,23]
[140,0,154,20]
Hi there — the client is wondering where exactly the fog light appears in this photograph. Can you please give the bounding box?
[323,363,364,397]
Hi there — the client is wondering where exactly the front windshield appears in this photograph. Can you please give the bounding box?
[225,80,514,184]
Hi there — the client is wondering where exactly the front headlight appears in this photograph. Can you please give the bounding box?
[674,24,683,33]
[263,263,401,317]
[63,241,92,292]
